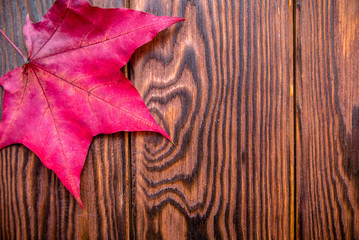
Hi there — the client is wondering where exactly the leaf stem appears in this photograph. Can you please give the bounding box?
[0,28,26,61]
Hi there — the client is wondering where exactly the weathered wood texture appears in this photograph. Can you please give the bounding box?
[130,0,294,239]
[0,0,132,239]
[295,0,359,239]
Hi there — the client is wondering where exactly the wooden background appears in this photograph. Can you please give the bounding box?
[0,0,357,239]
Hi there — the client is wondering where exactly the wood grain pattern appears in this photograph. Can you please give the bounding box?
[130,0,295,239]
[0,0,132,239]
[295,0,359,239]
[1,0,358,239]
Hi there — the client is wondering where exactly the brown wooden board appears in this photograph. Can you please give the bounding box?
[130,0,295,239]
[0,0,132,239]
[295,0,359,239]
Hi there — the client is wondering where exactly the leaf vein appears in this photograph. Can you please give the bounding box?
[31,8,70,59]
[31,19,178,61]
[33,63,157,129]
[29,67,77,198]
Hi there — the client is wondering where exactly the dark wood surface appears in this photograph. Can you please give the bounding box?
[129,0,294,239]
[0,0,357,239]
[295,0,359,239]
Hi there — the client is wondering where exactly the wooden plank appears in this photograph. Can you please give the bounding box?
[295,0,359,239]
[0,0,132,239]
[130,0,295,239]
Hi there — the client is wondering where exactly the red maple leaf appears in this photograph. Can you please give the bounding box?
[0,0,184,208]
